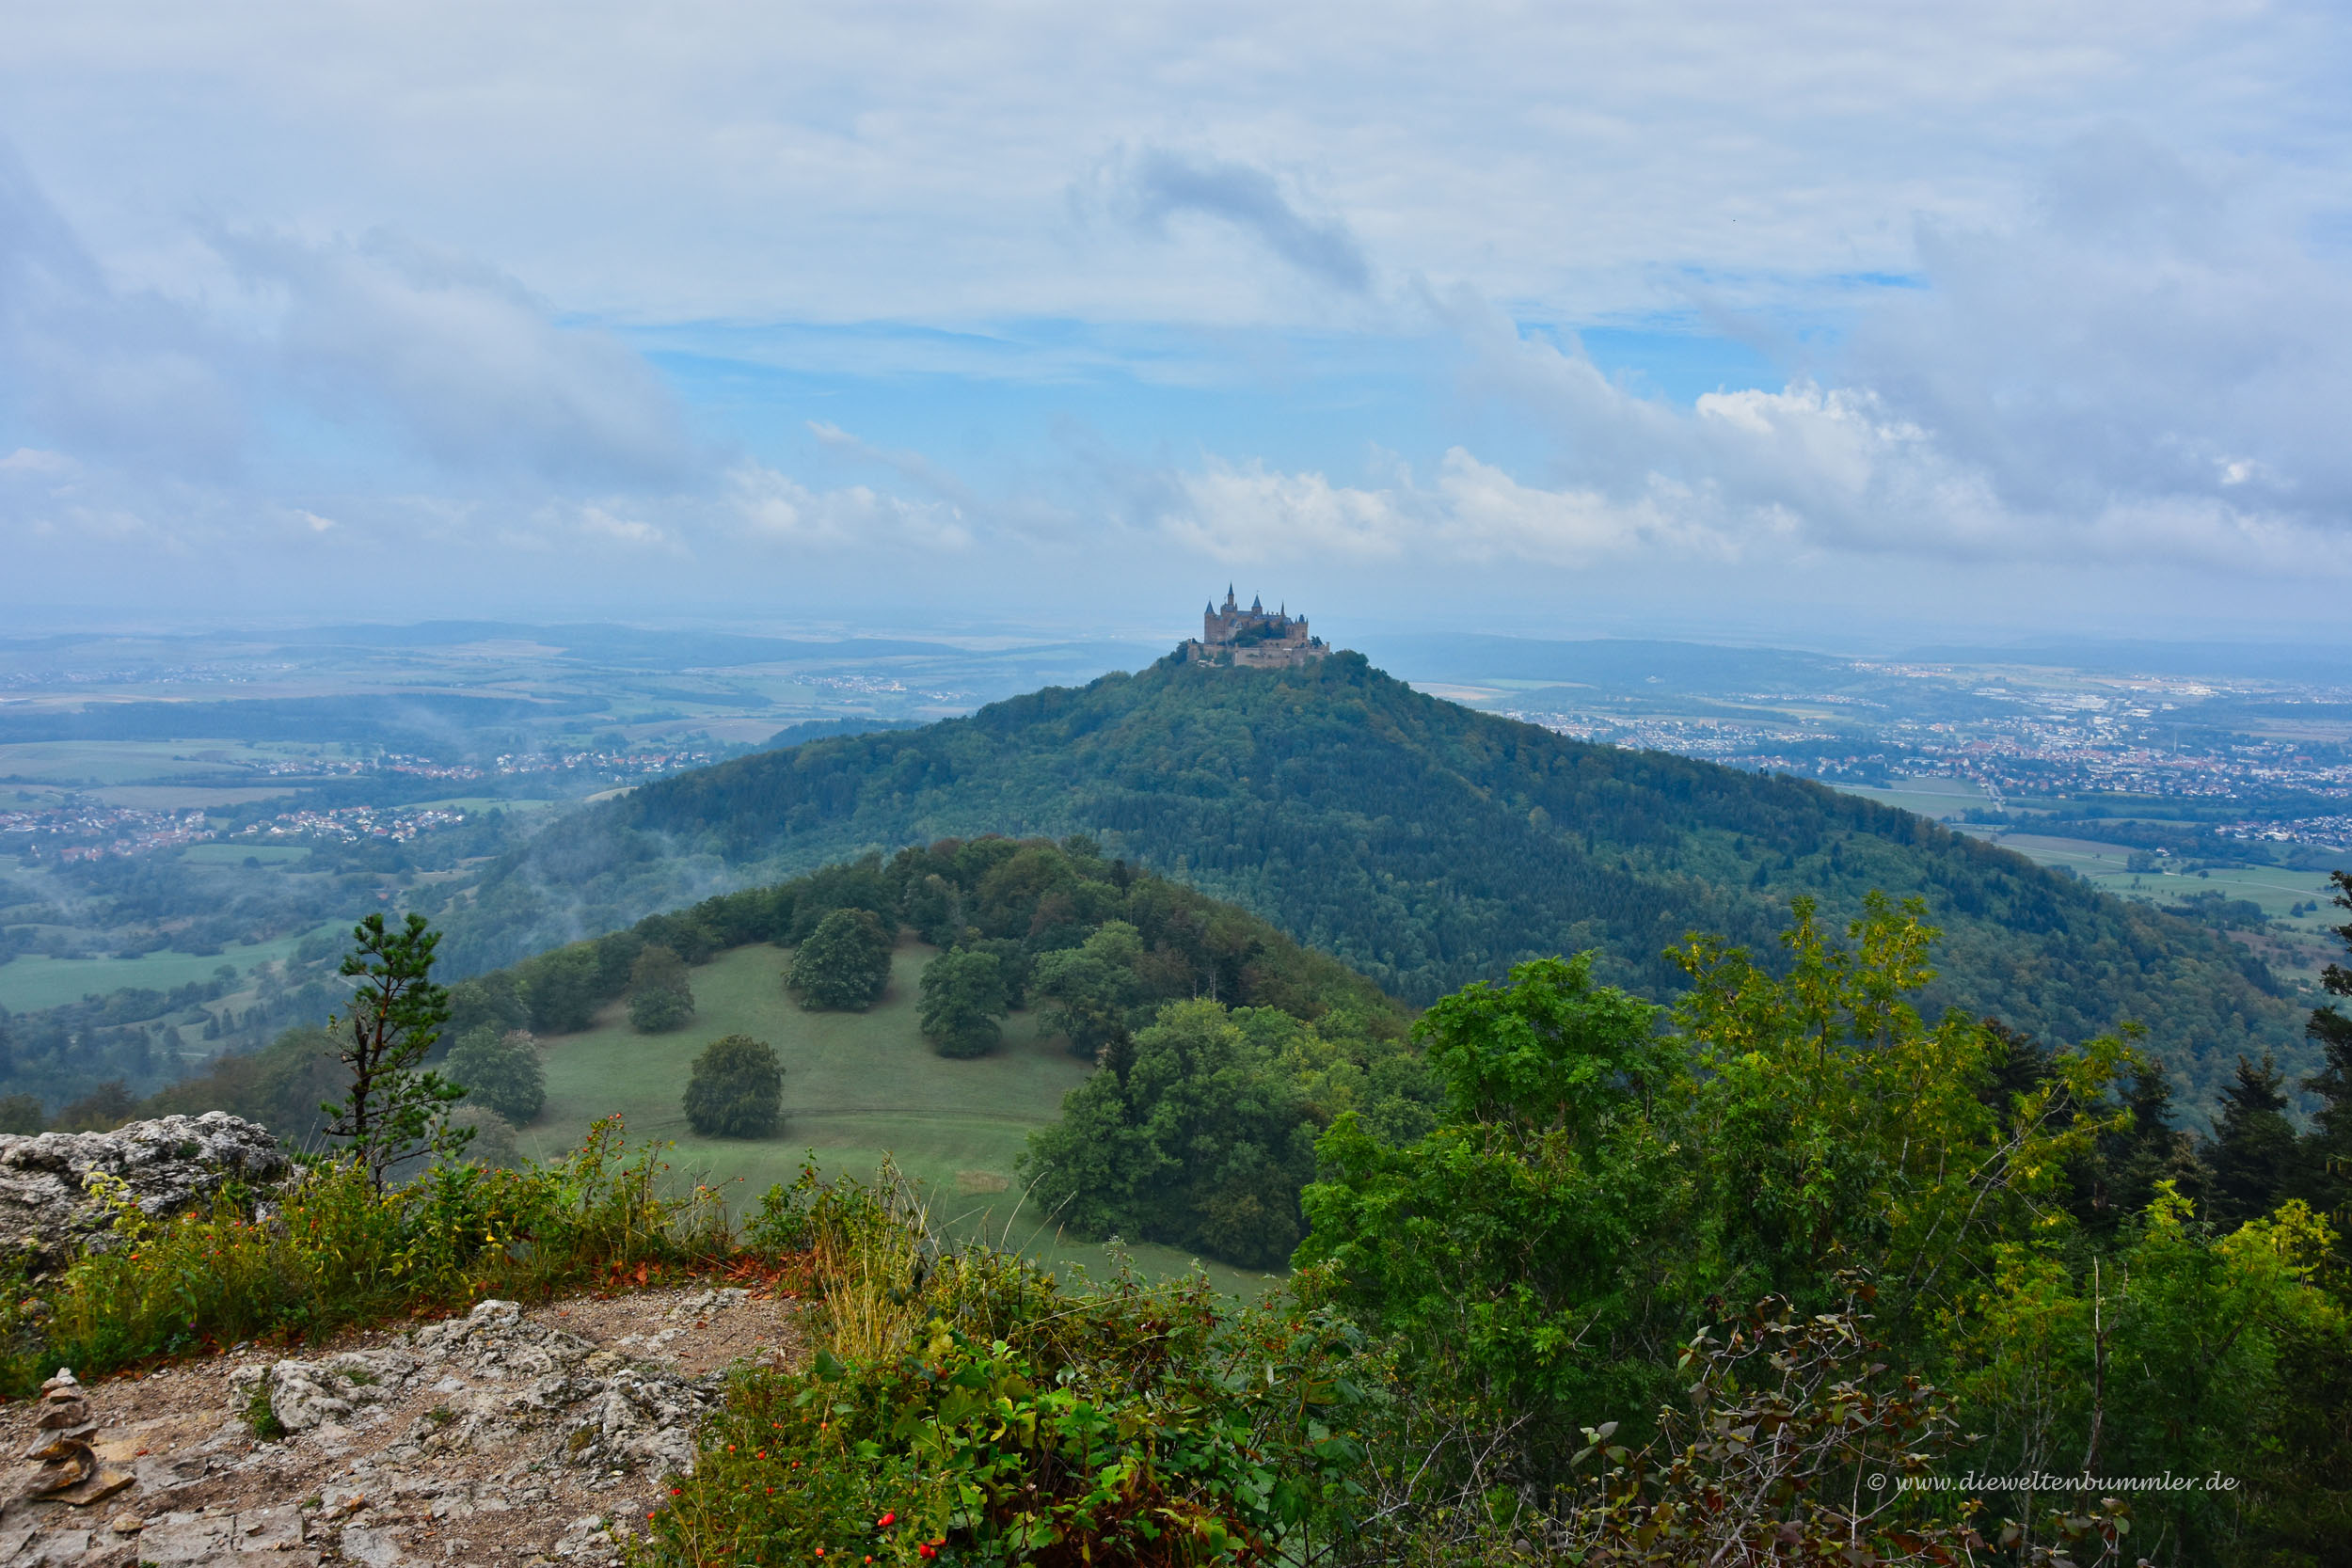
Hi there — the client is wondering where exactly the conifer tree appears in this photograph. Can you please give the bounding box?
[2297,868,2352,1221]
[322,912,469,1192]
[2207,1052,2297,1225]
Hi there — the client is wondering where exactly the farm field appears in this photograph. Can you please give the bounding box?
[516,940,1279,1293]
[1834,775,1997,818]
[1984,833,2336,920]
[0,739,302,787]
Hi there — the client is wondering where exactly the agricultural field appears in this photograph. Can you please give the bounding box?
[1835,775,1998,818]
[516,939,1278,1292]
[1971,832,2343,985]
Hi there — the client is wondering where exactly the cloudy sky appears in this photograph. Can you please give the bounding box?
[3,1,2348,646]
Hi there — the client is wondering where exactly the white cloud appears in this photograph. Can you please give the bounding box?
[215,230,696,486]
[726,462,972,552]
[2,8,2347,627]
[6,1,2335,325]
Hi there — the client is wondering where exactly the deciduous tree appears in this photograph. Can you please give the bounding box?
[787,909,892,1011]
[917,948,1007,1058]
[683,1033,784,1138]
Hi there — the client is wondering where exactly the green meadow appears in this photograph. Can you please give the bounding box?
[0,923,342,1013]
[514,940,1280,1293]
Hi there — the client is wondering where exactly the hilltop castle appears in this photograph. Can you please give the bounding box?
[1180,587,1329,668]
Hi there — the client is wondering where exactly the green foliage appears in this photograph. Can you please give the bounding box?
[1669,895,2129,1322]
[1029,922,1143,1059]
[2206,1053,2297,1225]
[522,943,600,1034]
[1026,1001,1437,1271]
[0,1092,42,1133]
[1547,1284,2143,1567]
[1299,955,1684,1434]
[244,1376,287,1440]
[647,1169,1377,1568]
[322,912,470,1192]
[1301,898,2136,1495]
[136,1023,344,1145]
[462,650,2306,1107]
[5,1116,709,1395]
[444,969,529,1046]
[790,909,895,1012]
[440,1026,547,1126]
[628,942,696,1033]
[683,1033,783,1138]
[2298,868,2352,1231]
[1946,1194,2345,1560]
[447,1104,524,1170]
[51,1079,135,1132]
[917,948,1008,1058]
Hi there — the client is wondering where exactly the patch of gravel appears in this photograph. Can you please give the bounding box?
[0,1284,807,1566]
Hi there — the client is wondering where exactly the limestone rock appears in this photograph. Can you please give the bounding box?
[239,1348,420,1435]
[0,1114,293,1269]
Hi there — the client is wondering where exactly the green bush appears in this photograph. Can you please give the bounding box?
[916,948,1007,1058]
[645,1169,1378,1568]
[440,1026,547,1126]
[787,909,894,1011]
[682,1034,783,1138]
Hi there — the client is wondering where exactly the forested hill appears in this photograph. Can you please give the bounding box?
[448,649,2303,1106]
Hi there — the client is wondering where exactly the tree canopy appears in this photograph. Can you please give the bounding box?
[448,651,2304,1110]
[682,1034,783,1139]
[787,909,894,1011]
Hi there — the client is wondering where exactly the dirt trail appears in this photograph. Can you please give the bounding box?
[0,1283,808,1566]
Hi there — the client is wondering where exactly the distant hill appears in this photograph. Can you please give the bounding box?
[446,649,2306,1109]
[759,716,925,751]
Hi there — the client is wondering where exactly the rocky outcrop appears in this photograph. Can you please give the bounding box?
[0,1283,798,1567]
[234,1293,740,1488]
[0,1114,293,1268]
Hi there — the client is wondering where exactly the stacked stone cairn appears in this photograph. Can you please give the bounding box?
[16,1370,131,1509]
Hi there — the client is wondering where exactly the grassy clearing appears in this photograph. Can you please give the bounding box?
[0,923,342,1013]
[517,940,1278,1293]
